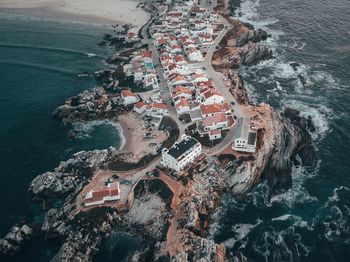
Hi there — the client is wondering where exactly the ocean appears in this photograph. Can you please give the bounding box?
[0,14,124,261]
[214,0,350,261]
[1,0,350,260]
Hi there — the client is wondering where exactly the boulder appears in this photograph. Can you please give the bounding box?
[0,225,33,256]
[241,43,273,65]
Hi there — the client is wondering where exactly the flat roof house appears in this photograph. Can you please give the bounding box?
[232,118,257,153]
[161,135,202,171]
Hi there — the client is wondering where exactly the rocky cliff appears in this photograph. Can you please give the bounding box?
[29,148,118,200]
[29,153,174,262]
[229,106,316,197]
[0,225,32,256]
[263,108,316,195]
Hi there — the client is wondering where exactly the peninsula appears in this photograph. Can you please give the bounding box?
[0,0,316,261]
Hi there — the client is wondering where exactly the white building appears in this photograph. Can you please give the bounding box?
[209,129,222,140]
[199,88,225,105]
[186,47,203,62]
[133,101,147,114]
[121,90,139,105]
[84,182,120,207]
[147,102,169,117]
[175,98,191,114]
[232,118,257,153]
[201,112,228,132]
[161,135,202,171]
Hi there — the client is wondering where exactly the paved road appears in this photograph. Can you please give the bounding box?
[141,6,186,138]
[201,16,244,119]
[198,14,248,154]
[141,5,248,154]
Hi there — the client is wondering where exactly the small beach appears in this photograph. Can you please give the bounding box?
[117,112,168,161]
[0,0,149,28]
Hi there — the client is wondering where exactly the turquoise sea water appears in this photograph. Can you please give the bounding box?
[214,0,350,261]
[1,0,350,260]
[0,14,123,261]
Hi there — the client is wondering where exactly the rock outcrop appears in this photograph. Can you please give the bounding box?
[29,153,174,262]
[0,225,32,256]
[229,106,316,197]
[29,148,118,199]
[236,23,270,47]
[52,87,125,123]
[240,42,273,65]
[227,69,250,104]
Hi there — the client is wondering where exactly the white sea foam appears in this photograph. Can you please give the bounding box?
[281,99,333,141]
[72,120,125,149]
[270,166,318,208]
[325,186,350,206]
[271,214,295,221]
[86,52,97,57]
[231,222,258,241]
[310,70,342,90]
[271,214,311,230]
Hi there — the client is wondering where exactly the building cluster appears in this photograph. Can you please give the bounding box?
[123,49,159,90]
[152,2,218,62]
[122,48,169,119]
[149,2,236,140]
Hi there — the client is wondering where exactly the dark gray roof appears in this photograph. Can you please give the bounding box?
[168,136,199,159]
[233,118,251,140]
[248,132,257,145]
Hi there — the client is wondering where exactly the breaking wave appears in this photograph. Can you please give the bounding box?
[72,120,125,150]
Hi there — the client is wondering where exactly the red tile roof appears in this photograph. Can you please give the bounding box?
[174,55,186,62]
[202,89,222,99]
[202,112,228,127]
[175,99,190,110]
[121,90,137,98]
[84,183,120,204]
[134,101,146,109]
[200,103,230,115]
[173,86,192,96]
[209,129,221,135]
[142,50,152,58]
[152,102,168,110]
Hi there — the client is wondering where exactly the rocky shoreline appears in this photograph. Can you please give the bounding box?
[1,0,317,261]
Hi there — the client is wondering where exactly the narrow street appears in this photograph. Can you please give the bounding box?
[141,2,249,154]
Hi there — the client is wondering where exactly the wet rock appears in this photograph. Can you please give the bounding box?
[52,87,123,123]
[236,24,269,47]
[29,148,118,199]
[241,43,273,65]
[307,116,316,132]
[263,108,316,195]
[227,70,250,104]
[290,62,300,71]
[0,225,32,256]
[67,129,79,140]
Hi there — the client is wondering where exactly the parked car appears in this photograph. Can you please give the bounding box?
[230,101,235,106]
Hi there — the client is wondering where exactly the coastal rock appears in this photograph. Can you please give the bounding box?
[227,69,250,104]
[29,148,118,199]
[52,87,123,123]
[263,108,316,195]
[240,43,273,65]
[0,225,32,256]
[229,105,316,196]
[236,24,269,47]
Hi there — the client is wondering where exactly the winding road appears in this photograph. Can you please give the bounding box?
[141,2,248,155]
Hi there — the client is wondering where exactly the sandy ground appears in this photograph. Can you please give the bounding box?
[0,0,149,28]
[118,112,168,161]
